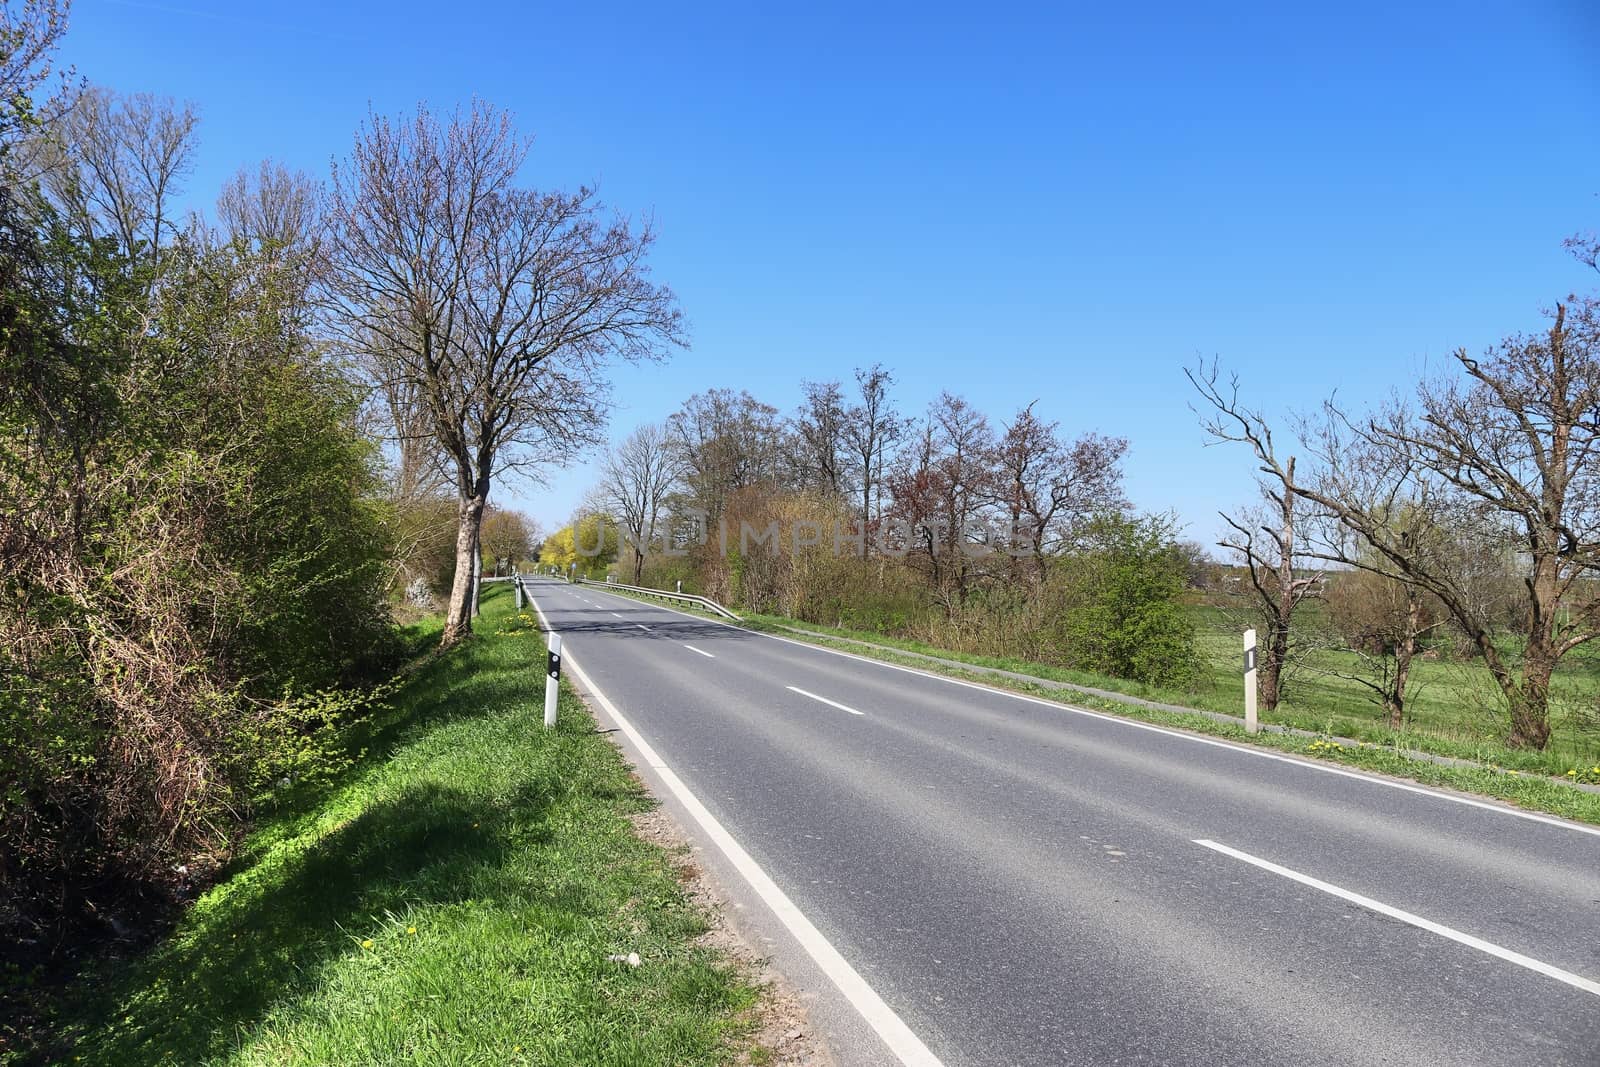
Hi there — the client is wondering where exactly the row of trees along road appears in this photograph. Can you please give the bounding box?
[587,373,1134,600]
[566,371,1205,688]
[1192,246,1600,748]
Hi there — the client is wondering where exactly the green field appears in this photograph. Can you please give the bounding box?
[1184,603,1600,770]
[37,586,762,1067]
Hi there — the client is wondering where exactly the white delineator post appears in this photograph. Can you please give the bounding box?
[544,633,562,729]
[514,578,523,612]
[471,547,482,617]
[1243,628,1259,734]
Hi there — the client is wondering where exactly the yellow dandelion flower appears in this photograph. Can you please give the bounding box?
[407,926,417,935]
[361,939,374,949]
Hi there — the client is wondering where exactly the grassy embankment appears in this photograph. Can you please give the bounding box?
[39,584,762,1067]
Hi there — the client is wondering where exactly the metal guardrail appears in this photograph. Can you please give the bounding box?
[575,577,741,621]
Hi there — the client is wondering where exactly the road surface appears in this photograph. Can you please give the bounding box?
[522,577,1600,1067]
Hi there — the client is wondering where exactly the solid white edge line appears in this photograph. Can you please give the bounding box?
[526,587,945,1067]
[683,644,715,658]
[574,582,1600,840]
[1193,838,1600,998]
[787,685,866,716]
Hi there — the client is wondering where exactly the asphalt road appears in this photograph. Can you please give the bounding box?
[521,577,1600,1067]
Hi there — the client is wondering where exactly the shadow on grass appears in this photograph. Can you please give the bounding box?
[64,776,544,1064]
[231,596,537,870]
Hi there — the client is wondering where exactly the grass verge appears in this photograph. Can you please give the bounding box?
[37,584,761,1067]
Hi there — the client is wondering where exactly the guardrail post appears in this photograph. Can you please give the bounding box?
[544,633,562,729]
[1243,629,1258,734]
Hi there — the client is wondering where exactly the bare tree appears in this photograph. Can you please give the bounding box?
[215,159,324,332]
[1300,293,1600,748]
[597,422,681,583]
[992,401,1129,572]
[884,392,996,606]
[792,379,850,498]
[1189,361,1323,712]
[667,388,783,522]
[1325,563,1443,728]
[217,159,320,253]
[842,363,906,529]
[323,101,683,645]
[371,354,448,504]
[34,86,197,261]
[885,417,951,589]
[479,507,535,576]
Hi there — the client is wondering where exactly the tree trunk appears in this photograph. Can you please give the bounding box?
[1260,633,1285,712]
[1384,591,1423,729]
[1388,642,1412,730]
[1388,651,1412,730]
[1507,548,1560,748]
[1263,464,1297,714]
[1509,652,1554,749]
[442,492,487,647]
[632,547,644,585]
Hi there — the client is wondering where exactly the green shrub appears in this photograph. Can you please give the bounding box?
[0,199,397,953]
[1060,514,1200,687]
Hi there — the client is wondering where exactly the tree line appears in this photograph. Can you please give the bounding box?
[552,370,1205,688]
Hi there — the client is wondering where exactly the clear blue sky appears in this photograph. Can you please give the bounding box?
[61,0,1600,545]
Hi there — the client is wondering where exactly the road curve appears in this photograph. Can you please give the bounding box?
[522,578,1600,1067]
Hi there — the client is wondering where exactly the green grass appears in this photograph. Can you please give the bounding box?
[1182,603,1600,766]
[41,585,761,1067]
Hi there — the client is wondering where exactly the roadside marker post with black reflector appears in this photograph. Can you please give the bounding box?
[544,633,562,729]
[514,578,523,612]
[1243,628,1259,734]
